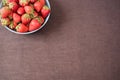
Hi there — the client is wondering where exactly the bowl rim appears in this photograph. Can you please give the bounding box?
[0,0,51,34]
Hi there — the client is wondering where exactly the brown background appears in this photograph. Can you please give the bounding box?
[0,0,120,80]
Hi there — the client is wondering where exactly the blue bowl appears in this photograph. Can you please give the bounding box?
[0,0,51,34]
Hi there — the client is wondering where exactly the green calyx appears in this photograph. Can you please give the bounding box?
[15,24,20,30]
[35,17,40,23]
[9,15,13,20]
[30,11,36,18]
[30,9,34,14]
[43,5,49,10]
[1,18,10,26]
[20,0,29,4]
[29,4,34,8]
[2,0,7,6]
[4,6,11,11]
[23,14,31,19]
[34,17,43,24]
[9,21,14,29]
[9,3,14,9]
[30,14,34,18]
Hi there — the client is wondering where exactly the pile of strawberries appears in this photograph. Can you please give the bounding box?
[0,0,50,32]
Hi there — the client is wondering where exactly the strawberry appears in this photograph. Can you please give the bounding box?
[39,16,44,24]
[19,0,30,6]
[29,18,41,31]
[16,23,28,32]
[17,7,25,15]
[30,0,36,3]
[33,11,38,17]
[29,16,44,31]
[0,6,11,18]
[30,11,38,18]
[9,2,19,12]
[13,13,21,23]
[1,18,10,26]
[9,21,17,29]
[40,0,45,7]
[41,5,50,18]
[2,0,18,5]
[24,6,34,14]
[8,12,13,20]
[21,13,31,24]
[34,1,43,12]
[35,16,44,24]
[13,21,17,26]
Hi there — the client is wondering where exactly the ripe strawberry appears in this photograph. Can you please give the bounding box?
[33,11,38,17]
[2,0,18,5]
[41,5,50,18]
[16,23,28,32]
[17,7,25,15]
[8,12,13,20]
[40,0,45,7]
[21,13,31,24]
[30,11,38,18]
[0,6,11,18]
[13,13,21,23]
[19,0,30,6]
[9,21,17,29]
[34,1,42,12]
[9,2,19,12]
[29,18,42,31]
[39,16,44,24]
[35,16,44,24]
[24,6,34,14]
[1,18,10,26]
[13,21,17,26]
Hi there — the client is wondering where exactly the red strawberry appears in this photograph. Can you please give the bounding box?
[8,12,13,19]
[13,21,17,26]
[1,18,10,26]
[24,6,34,14]
[9,2,19,12]
[2,0,18,5]
[13,13,21,23]
[17,7,25,15]
[40,0,45,7]
[0,6,11,18]
[29,18,42,31]
[16,23,28,32]
[41,5,50,18]
[39,16,44,24]
[30,0,36,3]
[34,1,42,12]
[33,11,38,17]
[35,16,44,24]
[30,11,38,18]
[19,0,30,6]
[21,13,31,24]
[9,21,17,29]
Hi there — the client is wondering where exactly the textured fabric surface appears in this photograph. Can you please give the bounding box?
[0,0,120,80]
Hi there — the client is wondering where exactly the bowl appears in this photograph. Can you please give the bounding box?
[0,0,51,34]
